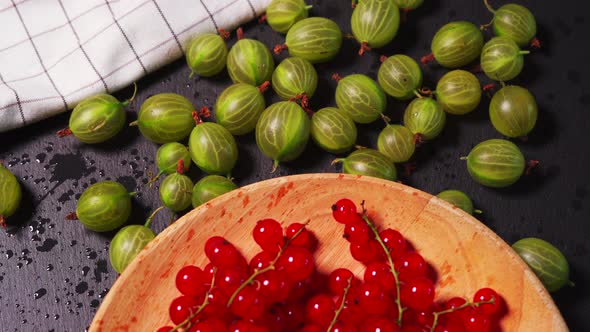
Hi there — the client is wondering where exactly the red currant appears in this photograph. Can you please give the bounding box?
[411,307,435,326]
[343,219,371,244]
[204,237,243,268]
[363,317,400,332]
[357,282,394,316]
[463,309,491,332]
[249,250,275,272]
[253,218,285,253]
[400,277,435,311]
[168,295,198,324]
[229,285,267,320]
[255,269,291,302]
[379,228,407,259]
[473,288,501,316]
[400,324,422,332]
[217,267,248,296]
[265,303,288,331]
[305,294,335,327]
[283,302,305,328]
[364,262,396,294]
[277,247,315,282]
[433,321,466,332]
[330,321,358,332]
[175,265,208,298]
[440,297,468,325]
[228,320,270,332]
[203,262,216,282]
[298,326,323,332]
[350,240,382,264]
[328,268,356,296]
[187,319,227,332]
[332,199,358,224]
[395,251,427,282]
[286,222,316,250]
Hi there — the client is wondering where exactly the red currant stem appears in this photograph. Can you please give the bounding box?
[429,298,495,332]
[120,82,138,107]
[359,207,403,326]
[170,267,218,332]
[483,0,495,14]
[226,222,310,307]
[144,206,166,228]
[326,276,353,332]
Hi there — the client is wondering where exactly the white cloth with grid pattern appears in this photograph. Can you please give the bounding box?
[0,0,270,133]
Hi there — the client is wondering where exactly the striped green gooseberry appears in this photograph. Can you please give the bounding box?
[109,207,163,273]
[272,57,318,105]
[159,165,194,212]
[266,0,312,34]
[464,138,525,188]
[192,175,238,208]
[333,148,397,181]
[310,107,357,154]
[351,0,400,55]
[334,74,387,124]
[392,0,423,10]
[435,70,481,115]
[481,36,529,82]
[275,17,342,64]
[75,181,133,232]
[377,124,415,163]
[436,190,480,215]
[227,31,275,86]
[377,54,423,100]
[484,1,537,47]
[58,85,137,144]
[255,101,311,170]
[148,142,191,186]
[423,21,484,68]
[512,238,574,292]
[403,97,446,142]
[489,85,537,138]
[215,82,268,135]
[0,163,21,227]
[188,119,238,177]
[131,93,195,144]
[186,32,228,77]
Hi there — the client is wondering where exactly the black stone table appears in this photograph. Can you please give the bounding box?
[1,0,589,330]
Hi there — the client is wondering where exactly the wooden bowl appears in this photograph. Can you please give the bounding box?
[90,174,568,331]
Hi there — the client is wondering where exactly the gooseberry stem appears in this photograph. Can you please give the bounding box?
[258,81,271,93]
[226,222,310,307]
[358,42,371,56]
[483,0,495,13]
[359,202,404,327]
[460,156,468,161]
[474,209,483,214]
[147,170,164,187]
[420,53,435,66]
[0,215,6,229]
[236,27,244,40]
[65,212,78,220]
[520,50,531,55]
[218,28,230,40]
[121,82,138,107]
[273,44,288,54]
[380,113,391,126]
[271,160,280,173]
[56,128,73,138]
[413,90,423,99]
[331,158,344,166]
[326,276,353,332]
[129,121,138,127]
[145,206,166,228]
[170,267,218,331]
[429,298,495,331]
[258,14,267,23]
[305,5,313,10]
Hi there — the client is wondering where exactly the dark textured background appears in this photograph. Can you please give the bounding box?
[1,0,589,331]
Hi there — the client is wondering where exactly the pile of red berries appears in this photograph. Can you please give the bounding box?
[156,199,505,332]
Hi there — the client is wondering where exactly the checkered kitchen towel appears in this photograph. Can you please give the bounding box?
[0,0,270,133]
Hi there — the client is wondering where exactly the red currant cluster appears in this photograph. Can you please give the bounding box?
[156,199,505,332]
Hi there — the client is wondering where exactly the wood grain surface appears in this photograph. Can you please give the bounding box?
[90,174,567,331]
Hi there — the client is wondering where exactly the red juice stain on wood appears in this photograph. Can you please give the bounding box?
[186,229,195,241]
[131,317,138,323]
[220,208,226,217]
[439,275,456,287]
[338,174,344,179]
[160,264,173,279]
[237,217,243,224]
[275,182,294,206]
[237,191,243,197]
[242,195,250,208]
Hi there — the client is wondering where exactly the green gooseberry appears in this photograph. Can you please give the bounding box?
[131,93,195,144]
[486,1,537,47]
[335,74,387,124]
[351,0,400,54]
[186,33,228,77]
[392,0,423,10]
[310,107,357,154]
[435,70,482,115]
[277,17,342,64]
[512,238,574,292]
[430,21,484,68]
[377,54,423,100]
[64,85,136,144]
[0,163,21,227]
[403,97,446,141]
[255,101,311,170]
[189,122,238,176]
[76,181,133,232]
[272,57,318,101]
[215,83,267,135]
[227,38,275,86]
[377,124,415,163]
[481,37,529,82]
[489,85,538,138]
[266,0,312,34]
[109,207,162,273]
[333,148,397,181]
[160,171,193,212]
[155,142,191,175]
[436,190,480,215]
[465,138,525,188]
[192,175,238,208]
